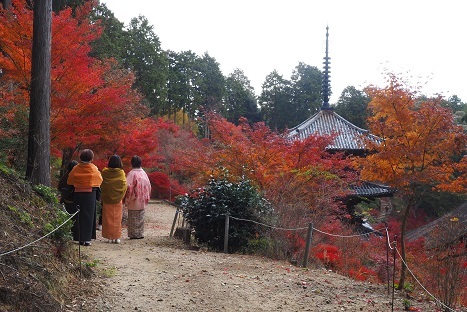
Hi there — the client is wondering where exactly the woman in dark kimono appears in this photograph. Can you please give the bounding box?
[67,149,103,246]
[58,160,78,214]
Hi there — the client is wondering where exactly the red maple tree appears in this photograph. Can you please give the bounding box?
[0,1,158,174]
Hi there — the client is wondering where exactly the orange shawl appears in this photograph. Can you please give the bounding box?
[67,163,103,188]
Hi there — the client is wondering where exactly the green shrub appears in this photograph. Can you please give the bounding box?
[177,174,272,252]
[43,203,73,242]
[33,184,59,204]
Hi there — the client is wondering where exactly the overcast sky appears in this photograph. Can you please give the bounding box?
[102,0,467,104]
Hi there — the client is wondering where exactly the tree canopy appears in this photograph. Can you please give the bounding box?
[358,74,467,288]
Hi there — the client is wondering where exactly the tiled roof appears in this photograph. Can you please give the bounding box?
[288,109,396,199]
[406,201,467,249]
[349,181,396,198]
[288,109,381,150]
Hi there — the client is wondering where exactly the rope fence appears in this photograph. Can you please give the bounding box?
[176,211,460,312]
[0,208,79,258]
[394,244,455,312]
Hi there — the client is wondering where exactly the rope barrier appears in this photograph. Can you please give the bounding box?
[0,209,79,258]
[229,215,385,238]
[229,216,308,231]
[394,246,456,312]
[312,226,385,238]
[385,227,396,249]
[382,227,456,312]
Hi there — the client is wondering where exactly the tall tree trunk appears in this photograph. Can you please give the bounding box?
[397,196,414,289]
[59,147,76,179]
[26,0,52,186]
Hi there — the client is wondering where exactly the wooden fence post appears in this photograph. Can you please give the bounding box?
[302,223,313,268]
[170,209,179,237]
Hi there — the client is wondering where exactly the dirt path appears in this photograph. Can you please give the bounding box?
[71,201,438,312]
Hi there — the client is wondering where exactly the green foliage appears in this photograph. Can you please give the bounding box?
[394,282,414,292]
[224,69,260,124]
[259,63,323,131]
[89,3,127,63]
[177,173,272,252]
[258,70,293,131]
[43,204,73,242]
[403,299,412,310]
[83,259,100,268]
[0,163,15,176]
[290,62,322,120]
[354,198,380,223]
[125,16,168,116]
[244,237,272,254]
[414,185,466,217]
[335,86,370,129]
[102,267,118,277]
[403,282,414,292]
[33,184,59,204]
[52,0,87,13]
[242,237,287,257]
[0,102,29,172]
[8,205,33,227]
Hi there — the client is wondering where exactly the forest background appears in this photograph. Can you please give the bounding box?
[0,0,466,310]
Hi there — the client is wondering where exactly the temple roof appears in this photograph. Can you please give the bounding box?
[287,109,381,151]
[287,26,395,200]
[349,181,395,198]
[406,201,467,249]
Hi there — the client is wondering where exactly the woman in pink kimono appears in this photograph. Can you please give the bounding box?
[124,156,151,239]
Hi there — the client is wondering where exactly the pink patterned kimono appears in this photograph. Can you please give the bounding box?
[124,168,151,238]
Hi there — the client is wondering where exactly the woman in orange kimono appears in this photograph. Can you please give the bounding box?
[124,156,151,239]
[67,149,103,246]
[100,155,127,244]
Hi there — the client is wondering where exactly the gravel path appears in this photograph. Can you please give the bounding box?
[71,200,438,312]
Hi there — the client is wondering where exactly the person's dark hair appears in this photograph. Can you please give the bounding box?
[108,155,123,169]
[79,149,94,162]
[67,160,78,172]
[131,155,142,168]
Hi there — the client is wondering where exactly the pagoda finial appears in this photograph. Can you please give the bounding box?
[322,26,332,110]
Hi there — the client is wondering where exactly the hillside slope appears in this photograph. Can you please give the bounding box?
[0,169,87,312]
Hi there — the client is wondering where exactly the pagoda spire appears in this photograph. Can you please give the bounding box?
[322,26,332,110]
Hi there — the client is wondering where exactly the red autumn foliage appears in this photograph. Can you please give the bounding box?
[285,232,306,258]
[348,266,378,281]
[148,171,187,201]
[0,1,156,173]
[206,113,355,216]
[155,120,213,188]
[312,244,340,268]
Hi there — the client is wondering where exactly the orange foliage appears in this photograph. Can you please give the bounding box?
[360,74,467,194]
[360,74,467,289]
